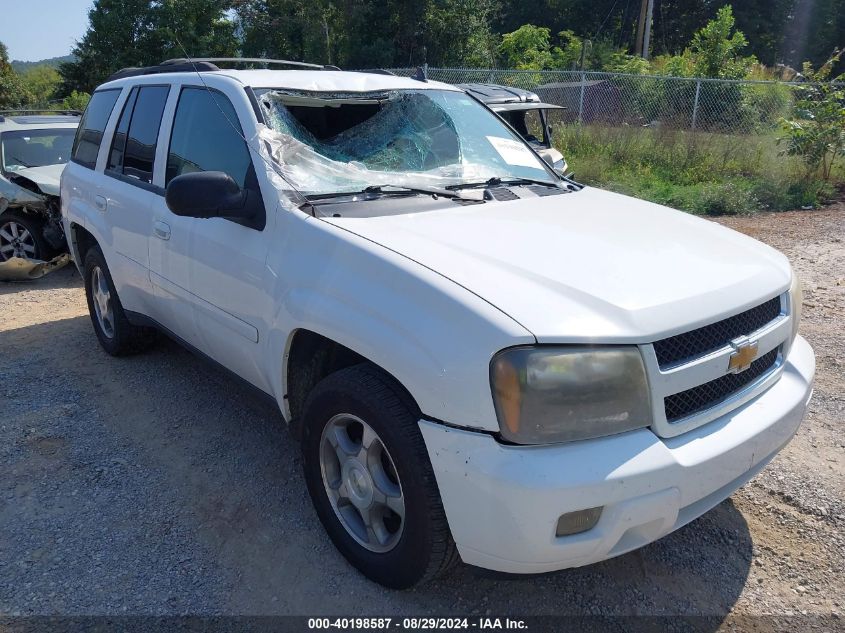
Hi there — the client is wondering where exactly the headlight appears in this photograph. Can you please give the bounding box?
[490,346,651,445]
[789,271,802,345]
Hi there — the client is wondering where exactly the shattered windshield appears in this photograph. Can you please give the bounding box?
[258,88,555,196]
[1,129,75,172]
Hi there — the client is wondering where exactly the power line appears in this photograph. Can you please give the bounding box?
[594,0,622,41]
[617,0,633,49]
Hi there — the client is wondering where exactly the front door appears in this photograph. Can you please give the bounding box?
[149,86,272,392]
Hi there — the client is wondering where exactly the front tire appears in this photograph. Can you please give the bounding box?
[0,212,50,261]
[83,246,156,355]
[301,364,458,588]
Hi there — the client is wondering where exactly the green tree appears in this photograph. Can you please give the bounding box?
[59,0,237,94]
[59,90,92,112]
[147,0,238,61]
[0,41,33,107]
[604,51,651,74]
[497,24,553,70]
[425,0,499,67]
[237,0,355,66]
[653,5,756,80]
[780,52,845,181]
[21,65,61,106]
[237,0,501,69]
[783,0,845,75]
[688,5,755,79]
[59,0,153,94]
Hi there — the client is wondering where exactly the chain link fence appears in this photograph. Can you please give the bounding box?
[386,67,808,135]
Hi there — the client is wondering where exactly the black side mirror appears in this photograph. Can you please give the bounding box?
[165,171,258,222]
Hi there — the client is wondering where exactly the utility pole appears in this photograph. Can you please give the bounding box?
[578,39,591,70]
[634,0,655,59]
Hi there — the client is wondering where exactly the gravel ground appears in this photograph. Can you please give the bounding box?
[0,205,842,625]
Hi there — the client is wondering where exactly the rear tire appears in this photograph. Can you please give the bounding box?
[301,363,458,588]
[83,246,157,355]
[0,211,51,261]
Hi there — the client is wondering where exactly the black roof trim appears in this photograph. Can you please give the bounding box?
[105,58,342,84]
[355,68,397,76]
[105,61,220,83]
[163,57,339,70]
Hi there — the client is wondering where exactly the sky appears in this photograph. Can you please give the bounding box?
[1,0,91,61]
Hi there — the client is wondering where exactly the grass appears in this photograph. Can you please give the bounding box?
[556,125,843,215]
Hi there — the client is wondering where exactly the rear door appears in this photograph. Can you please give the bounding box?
[97,84,170,313]
[63,88,121,267]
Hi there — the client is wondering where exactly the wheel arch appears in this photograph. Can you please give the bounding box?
[283,328,422,438]
[68,222,98,270]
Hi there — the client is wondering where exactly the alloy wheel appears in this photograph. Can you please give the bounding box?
[0,220,37,260]
[91,266,115,339]
[319,413,405,553]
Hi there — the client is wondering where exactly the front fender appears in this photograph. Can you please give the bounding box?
[265,210,534,433]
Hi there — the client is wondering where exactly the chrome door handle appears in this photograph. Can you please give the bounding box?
[153,221,171,240]
[94,195,107,212]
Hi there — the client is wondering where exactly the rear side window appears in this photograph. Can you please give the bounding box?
[107,85,169,184]
[166,87,252,188]
[71,89,121,169]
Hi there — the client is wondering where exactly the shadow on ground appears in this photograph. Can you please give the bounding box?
[0,309,752,622]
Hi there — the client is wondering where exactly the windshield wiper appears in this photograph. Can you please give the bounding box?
[446,176,560,190]
[365,184,470,199]
[9,156,34,168]
[307,183,474,202]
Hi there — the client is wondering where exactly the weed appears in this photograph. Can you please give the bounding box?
[558,125,843,214]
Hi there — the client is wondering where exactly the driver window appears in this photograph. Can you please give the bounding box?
[167,87,257,190]
[166,87,265,227]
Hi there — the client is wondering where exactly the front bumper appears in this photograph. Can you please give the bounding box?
[420,335,815,574]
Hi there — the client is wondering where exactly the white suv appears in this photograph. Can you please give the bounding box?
[62,59,814,588]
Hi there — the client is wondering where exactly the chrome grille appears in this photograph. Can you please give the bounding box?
[653,297,781,369]
[664,348,779,422]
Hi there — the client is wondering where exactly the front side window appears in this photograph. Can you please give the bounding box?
[1,129,76,174]
[259,88,556,196]
[106,85,169,183]
[166,87,253,188]
[500,109,544,145]
[71,89,121,169]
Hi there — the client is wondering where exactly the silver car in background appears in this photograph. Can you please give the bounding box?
[0,111,80,261]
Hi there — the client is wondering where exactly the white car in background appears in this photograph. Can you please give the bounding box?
[62,59,814,589]
[458,83,568,174]
[0,111,79,261]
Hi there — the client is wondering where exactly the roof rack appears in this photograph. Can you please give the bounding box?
[356,68,397,76]
[105,61,218,82]
[105,57,342,83]
[162,57,341,71]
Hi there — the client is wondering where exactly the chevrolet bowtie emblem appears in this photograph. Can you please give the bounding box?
[728,340,758,373]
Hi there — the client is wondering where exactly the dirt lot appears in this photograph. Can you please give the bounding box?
[1,205,843,625]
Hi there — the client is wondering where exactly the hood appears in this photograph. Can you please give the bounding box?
[0,173,45,209]
[323,187,791,343]
[11,164,65,196]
